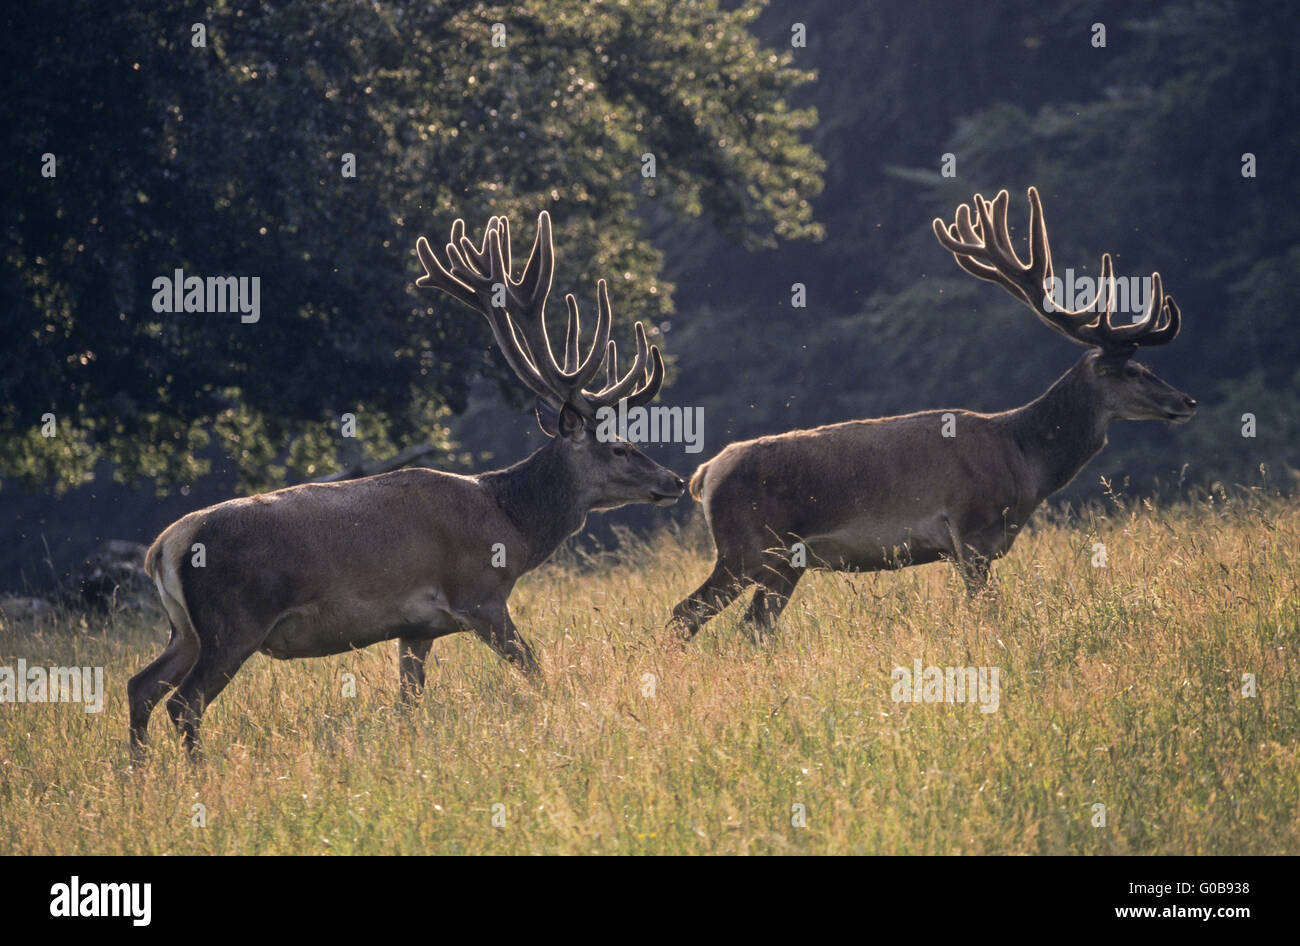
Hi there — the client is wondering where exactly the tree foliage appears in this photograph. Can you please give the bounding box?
[1,0,823,493]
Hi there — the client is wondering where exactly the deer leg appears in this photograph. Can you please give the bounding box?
[127,616,200,762]
[165,625,261,759]
[742,556,804,629]
[398,637,435,699]
[463,604,539,676]
[943,516,994,597]
[669,558,753,637]
[959,556,992,595]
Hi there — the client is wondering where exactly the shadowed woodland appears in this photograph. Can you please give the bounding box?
[2,0,1296,592]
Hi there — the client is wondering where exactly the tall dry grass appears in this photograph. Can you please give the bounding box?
[1,489,1297,854]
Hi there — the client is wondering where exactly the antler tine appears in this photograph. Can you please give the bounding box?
[455,215,495,275]
[516,213,551,306]
[550,288,613,394]
[562,280,613,392]
[498,216,512,278]
[622,345,665,410]
[1095,269,1180,347]
[590,321,649,402]
[983,191,1018,265]
[562,295,581,372]
[1140,295,1181,346]
[415,233,482,311]
[1130,269,1163,335]
[584,319,665,412]
[1091,252,1119,343]
[603,339,618,389]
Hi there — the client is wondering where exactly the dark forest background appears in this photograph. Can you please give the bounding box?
[3,0,1297,592]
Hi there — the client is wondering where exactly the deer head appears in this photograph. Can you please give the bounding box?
[415,212,684,508]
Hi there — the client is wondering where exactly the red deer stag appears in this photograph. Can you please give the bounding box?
[129,211,684,758]
[671,186,1195,636]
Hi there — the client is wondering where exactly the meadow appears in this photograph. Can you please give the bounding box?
[2,487,1297,855]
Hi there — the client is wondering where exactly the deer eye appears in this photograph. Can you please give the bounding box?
[611,445,629,458]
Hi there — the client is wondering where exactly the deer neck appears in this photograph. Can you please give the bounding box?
[1006,355,1113,503]
[480,439,588,571]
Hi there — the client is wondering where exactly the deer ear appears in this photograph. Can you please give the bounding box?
[534,398,561,437]
[557,403,586,440]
